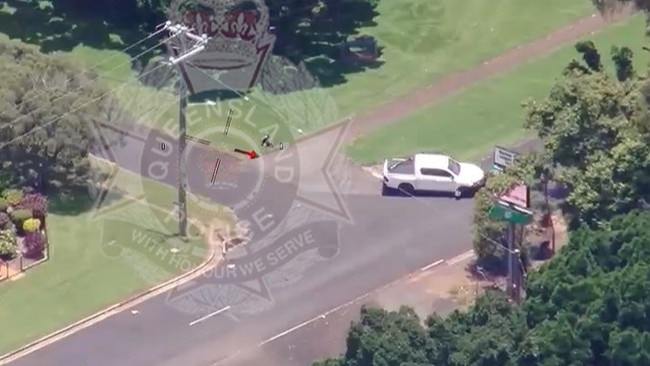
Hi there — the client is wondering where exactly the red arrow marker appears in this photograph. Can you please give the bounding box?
[234,148,259,159]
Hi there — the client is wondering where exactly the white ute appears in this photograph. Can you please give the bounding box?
[382,153,486,198]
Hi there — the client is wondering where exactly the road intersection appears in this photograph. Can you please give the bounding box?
[9,118,476,366]
[4,4,626,363]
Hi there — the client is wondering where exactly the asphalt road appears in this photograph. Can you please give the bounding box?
[9,123,478,365]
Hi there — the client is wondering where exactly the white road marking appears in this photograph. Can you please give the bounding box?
[212,249,472,364]
[447,250,474,266]
[420,259,444,271]
[189,306,231,327]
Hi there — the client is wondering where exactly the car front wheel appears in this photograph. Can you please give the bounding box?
[454,187,464,199]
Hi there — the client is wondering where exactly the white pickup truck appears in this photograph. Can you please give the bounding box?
[382,153,486,198]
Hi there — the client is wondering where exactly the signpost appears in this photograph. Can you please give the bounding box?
[492,146,519,173]
[489,183,532,303]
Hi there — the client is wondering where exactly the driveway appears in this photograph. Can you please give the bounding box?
[8,123,476,366]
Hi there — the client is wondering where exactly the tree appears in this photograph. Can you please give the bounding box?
[523,42,650,228]
[611,46,635,81]
[0,35,125,196]
[472,154,541,264]
[575,41,603,72]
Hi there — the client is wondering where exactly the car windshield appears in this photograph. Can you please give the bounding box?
[448,158,461,175]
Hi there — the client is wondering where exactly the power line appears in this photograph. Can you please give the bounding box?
[4,26,182,130]
[0,28,204,151]
[10,22,171,114]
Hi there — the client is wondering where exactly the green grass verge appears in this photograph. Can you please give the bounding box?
[346,15,649,165]
[0,165,234,354]
[58,0,594,143]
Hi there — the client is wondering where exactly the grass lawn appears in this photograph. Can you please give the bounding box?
[56,0,594,144]
[346,15,649,165]
[0,165,233,354]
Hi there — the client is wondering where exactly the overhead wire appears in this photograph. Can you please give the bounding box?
[2,0,356,145]
[4,26,181,129]
[11,22,170,113]
[0,33,205,150]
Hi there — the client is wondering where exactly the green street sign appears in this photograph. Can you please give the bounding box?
[489,204,532,225]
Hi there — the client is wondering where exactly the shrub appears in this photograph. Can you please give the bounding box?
[10,209,32,224]
[3,189,23,206]
[0,230,17,261]
[23,232,45,260]
[0,213,11,230]
[17,193,48,218]
[22,218,41,233]
[0,198,8,212]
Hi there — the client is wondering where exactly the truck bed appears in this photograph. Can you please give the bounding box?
[386,158,414,175]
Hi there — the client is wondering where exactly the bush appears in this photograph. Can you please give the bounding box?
[10,209,32,224]
[17,193,48,218]
[22,218,41,233]
[0,230,17,261]
[23,232,45,260]
[0,212,11,230]
[3,189,23,206]
[0,198,8,212]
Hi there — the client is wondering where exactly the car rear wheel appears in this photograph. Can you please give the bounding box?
[398,183,415,196]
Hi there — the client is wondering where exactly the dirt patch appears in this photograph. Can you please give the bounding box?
[370,257,495,319]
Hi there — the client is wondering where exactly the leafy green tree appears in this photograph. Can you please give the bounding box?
[471,154,541,263]
[523,42,649,227]
[611,46,635,81]
[0,35,124,195]
[575,40,603,72]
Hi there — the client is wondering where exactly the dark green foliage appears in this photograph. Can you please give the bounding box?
[0,35,125,196]
[317,212,650,366]
[575,40,602,71]
[611,46,634,81]
[523,42,649,228]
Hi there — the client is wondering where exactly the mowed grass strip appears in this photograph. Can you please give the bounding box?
[0,165,234,354]
[347,15,648,165]
[62,0,594,139]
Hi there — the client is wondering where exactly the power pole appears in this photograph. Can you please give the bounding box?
[178,81,188,239]
[506,222,515,301]
[162,24,208,241]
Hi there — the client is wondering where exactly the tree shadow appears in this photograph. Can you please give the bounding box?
[270,0,382,89]
[47,186,129,216]
[0,0,159,60]
[2,0,386,94]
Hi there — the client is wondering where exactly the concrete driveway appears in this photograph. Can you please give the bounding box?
[8,123,476,366]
